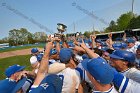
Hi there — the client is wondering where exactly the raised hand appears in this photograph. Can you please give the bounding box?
[108,32,112,38]
[106,39,110,46]
[16,71,29,82]
[90,32,96,41]
[73,37,79,46]
[53,37,61,42]
[80,39,87,49]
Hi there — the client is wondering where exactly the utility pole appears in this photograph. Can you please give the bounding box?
[132,0,134,17]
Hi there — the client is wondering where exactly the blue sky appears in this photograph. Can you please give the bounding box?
[0,0,140,39]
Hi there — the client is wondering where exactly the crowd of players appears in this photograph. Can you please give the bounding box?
[0,32,140,93]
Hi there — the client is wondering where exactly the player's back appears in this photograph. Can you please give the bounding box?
[57,67,80,93]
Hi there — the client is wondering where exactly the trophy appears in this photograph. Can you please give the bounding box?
[57,23,67,33]
[54,23,67,39]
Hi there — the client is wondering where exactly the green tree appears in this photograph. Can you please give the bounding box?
[33,32,47,43]
[104,12,135,33]
[117,12,133,30]
[19,28,32,44]
[84,31,100,38]
[84,31,92,38]
[128,15,140,29]
[9,29,20,46]
[105,20,117,33]
[9,28,33,46]
[0,37,9,43]
[27,33,34,44]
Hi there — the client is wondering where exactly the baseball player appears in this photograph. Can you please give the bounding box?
[29,42,63,93]
[110,49,140,83]
[81,57,118,93]
[90,33,102,49]
[74,39,118,92]
[126,38,140,53]
[33,49,66,74]
[0,65,27,93]
[49,48,60,64]
[79,56,140,93]
[113,67,140,93]
[56,48,82,93]
[30,48,40,71]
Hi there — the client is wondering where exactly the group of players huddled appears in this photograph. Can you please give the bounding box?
[0,30,140,93]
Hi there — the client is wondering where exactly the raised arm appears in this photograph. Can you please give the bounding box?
[80,39,99,58]
[54,37,61,52]
[33,42,53,86]
[90,32,96,49]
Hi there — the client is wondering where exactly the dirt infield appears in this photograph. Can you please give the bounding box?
[0,48,43,59]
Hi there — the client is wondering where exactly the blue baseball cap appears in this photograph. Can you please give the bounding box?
[30,74,63,93]
[112,42,127,50]
[95,39,102,43]
[37,54,44,61]
[137,45,140,50]
[68,43,75,48]
[59,48,73,63]
[87,39,92,44]
[112,43,122,50]
[50,48,58,56]
[81,57,114,84]
[101,42,107,47]
[101,47,109,51]
[126,38,135,43]
[31,48,39,53]
[121,42,127,49]
[109,50,135,63]
[82,54,89,59]
[5,65,25,78]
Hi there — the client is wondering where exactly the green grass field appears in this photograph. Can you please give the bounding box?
[0,55,32,80]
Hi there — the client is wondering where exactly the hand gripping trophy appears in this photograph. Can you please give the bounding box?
[54,23,67,41]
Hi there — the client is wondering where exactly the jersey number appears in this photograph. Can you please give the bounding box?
[58,75,64,82]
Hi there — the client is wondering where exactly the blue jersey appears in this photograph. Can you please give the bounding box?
[0,78,16,93]
[76,63,91,83]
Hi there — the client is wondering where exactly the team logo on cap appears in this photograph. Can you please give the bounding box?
[40,83,49,90]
